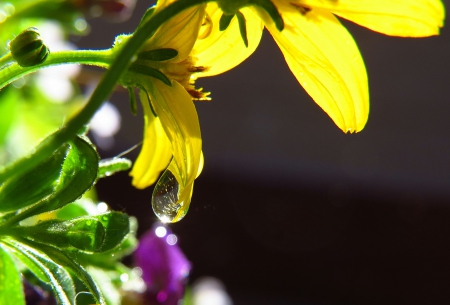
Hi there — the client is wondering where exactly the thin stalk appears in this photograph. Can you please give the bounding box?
[0,53,13,70]
[0,49,113,90]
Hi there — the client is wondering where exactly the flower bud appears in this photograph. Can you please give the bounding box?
[9,27,49,67]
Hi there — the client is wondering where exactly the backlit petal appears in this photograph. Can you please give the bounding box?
[257,4,369,132]
[145,4,206,62]
[193,3,264,76]
[143,79,202,192]
[294,0,445,37]
[130,92,172,189]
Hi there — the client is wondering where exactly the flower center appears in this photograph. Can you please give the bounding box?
[135,53,210,101]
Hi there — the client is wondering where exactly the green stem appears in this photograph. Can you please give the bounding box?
[0,49,112,90]
[0,53,13,70]
[0,0,210,182]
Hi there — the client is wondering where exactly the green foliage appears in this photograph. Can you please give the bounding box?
[0,143,69,213]
[98,157,132,179]
[0,244,25,305]
[2,238,76,305]
[0,134,133,305]
[0,0,208,303]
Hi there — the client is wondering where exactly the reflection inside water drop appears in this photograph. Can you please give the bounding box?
[152,170,184,223]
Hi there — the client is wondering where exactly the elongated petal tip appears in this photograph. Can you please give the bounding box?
[298,0,446,37]
[261,5,369,134]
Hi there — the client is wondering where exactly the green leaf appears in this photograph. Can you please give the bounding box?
[72,217,137,269]
[2,238,76,305]
[14,217,106,253]
[0,144,69,213]
[94,212,130,252]
[0,136,99,226]
[138,48,178,61]
[0,243,25,305]
[31,136,99,215]
[29,241,105,305]
[1,239,47,283]
[98,157,132,179]
[67,218,105,252]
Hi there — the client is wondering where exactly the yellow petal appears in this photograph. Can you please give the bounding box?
[192,3,264,77]
[196,151,204,178]
[294,0,445,37]
[144,4,206,62]
[257,4,369,132]
[144,79,202,189]
[130,91,172,189]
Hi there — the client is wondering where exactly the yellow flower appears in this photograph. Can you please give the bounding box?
[193,0,445,133]
[124,0,207,222]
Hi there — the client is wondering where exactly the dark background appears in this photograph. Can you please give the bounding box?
[79,1,450,304]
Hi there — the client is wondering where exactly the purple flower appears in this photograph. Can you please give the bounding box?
[134,224,191,305]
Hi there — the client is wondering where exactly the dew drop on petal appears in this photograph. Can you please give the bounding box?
[152,170,185,223]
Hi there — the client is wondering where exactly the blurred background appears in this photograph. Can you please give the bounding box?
[76,0,450,304]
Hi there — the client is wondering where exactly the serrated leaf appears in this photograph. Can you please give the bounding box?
[0,243,25,305]
[29,241,105,305]
[98,158,132,179]
[0,144,69,213]
[2,238,76,305]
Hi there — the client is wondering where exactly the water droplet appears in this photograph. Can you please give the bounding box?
[152,170,185,223]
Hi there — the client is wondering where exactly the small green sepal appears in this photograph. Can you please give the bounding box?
[138,48,178,61]
[127,86,138,115]
[219,14,235,31]
[138,6,156,28]
[236,11,249,47]
[249,0,284,31]
[129,64,172,86]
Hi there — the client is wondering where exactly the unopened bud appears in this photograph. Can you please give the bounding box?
[9,27,49,67]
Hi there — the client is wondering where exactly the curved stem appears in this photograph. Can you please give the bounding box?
[0,0,210,182]
[0,49,113,90]
[0,53,13,70]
